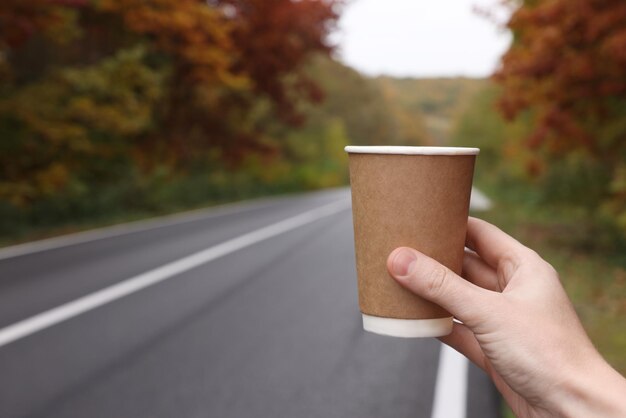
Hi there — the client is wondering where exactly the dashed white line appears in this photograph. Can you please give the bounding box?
[0,198,351,348]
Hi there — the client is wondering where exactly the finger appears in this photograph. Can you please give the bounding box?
[387,247,495,326]
[466,217,530,278]
[438,322,486,371]
[462,249,500,292]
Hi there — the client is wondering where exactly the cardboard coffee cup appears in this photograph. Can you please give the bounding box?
[345,146,479,338]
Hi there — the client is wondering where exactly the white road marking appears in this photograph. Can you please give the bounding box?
[429,186,486,417]
[0,196,292,261]
[0,186,486,261]
[0,198,351,348]
[431,343,469,418]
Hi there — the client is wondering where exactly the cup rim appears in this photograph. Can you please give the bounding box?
[344,146,479,156]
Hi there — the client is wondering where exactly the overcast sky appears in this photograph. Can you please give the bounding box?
[333,0,512,78]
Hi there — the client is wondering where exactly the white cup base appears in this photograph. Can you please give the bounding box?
[362,314,453,338]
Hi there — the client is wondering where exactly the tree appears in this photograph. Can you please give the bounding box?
[98,0,340,162]
[0,46,165,206]
[494,0,626,225]
[0,0,340,206]
[303,56,431,148]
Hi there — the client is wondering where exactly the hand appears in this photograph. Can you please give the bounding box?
[387,217,626,418]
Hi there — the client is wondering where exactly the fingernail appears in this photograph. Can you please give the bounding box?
[391,249,417,277]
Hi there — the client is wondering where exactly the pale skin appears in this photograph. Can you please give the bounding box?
[386,217,626,418]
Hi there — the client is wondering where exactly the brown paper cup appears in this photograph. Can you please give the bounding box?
[345,146,479,338]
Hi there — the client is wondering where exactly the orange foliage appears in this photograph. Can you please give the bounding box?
[99,0,244,88]
[0,0,340,205]
[495,0,626,157]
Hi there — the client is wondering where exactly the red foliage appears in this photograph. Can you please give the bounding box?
[226,0,338,124]
[0,0,341,171]
[0,0,87,48]
[494,0,626,157]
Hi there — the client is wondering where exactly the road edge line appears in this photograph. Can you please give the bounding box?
[0,200,284,261]
[0,189,348,261]
[0,198,350,348]
[431,342,469,418]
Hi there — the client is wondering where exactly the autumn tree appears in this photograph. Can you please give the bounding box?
[0,0,340,207]
[494,0,626,224]
[93,0,340,162]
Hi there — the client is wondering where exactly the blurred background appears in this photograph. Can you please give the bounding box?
[1,0,625,417]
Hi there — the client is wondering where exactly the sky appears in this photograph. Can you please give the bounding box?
[334,0,512,78]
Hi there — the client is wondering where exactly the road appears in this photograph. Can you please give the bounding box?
[0,188,499,418]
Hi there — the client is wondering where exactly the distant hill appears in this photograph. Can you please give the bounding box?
[374,77,488,144]
[304,57,432,147]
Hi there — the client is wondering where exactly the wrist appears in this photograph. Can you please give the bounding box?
[553,356,626,418]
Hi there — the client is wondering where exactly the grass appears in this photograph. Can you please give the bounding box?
[0,201,220,248]
[0,187,312,249]
[503,409,516,418]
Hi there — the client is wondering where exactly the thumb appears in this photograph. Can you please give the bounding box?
[387,247,493,326]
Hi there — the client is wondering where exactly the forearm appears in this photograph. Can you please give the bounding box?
[554,357,626,418]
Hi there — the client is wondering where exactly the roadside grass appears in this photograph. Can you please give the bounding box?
[503,407,516,418]
[0,161,349,249]
[473,180,626,418]
[0,202,219,249]
[0,187,321,249]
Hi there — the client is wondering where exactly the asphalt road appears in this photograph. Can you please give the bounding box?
[0,188,499,418]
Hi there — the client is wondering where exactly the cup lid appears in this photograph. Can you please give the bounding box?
[344,146,479,156]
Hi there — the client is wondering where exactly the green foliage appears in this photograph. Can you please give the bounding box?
[452,80,626,260]
[450,86,504,158]
[282,117,350,188]
[451,84,534,182]
[377,77,487,118]
[0,46,165,206]
[376,77,487,144]
[494,0,626,234]
[0,48,424,240]
[0,0,350,240]
[454,83,618,238]
[303,56,431,147]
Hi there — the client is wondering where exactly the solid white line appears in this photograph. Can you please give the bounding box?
[0,198,351,348]
[0,197,286,261]
[431,343,469,418]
